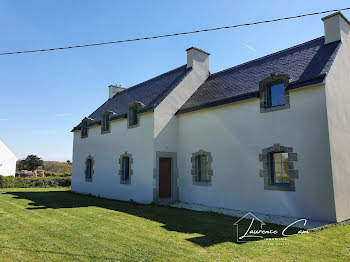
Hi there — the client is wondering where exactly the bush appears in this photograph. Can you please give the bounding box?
[0,175,71,188]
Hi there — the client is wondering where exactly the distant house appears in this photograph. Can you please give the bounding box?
[0,139,17,176]
[71,12,350,223]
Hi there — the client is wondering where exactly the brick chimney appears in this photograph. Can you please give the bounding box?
[322,12,350,44]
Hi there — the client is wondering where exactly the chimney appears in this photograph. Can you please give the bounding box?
[322,12,350,44]
[108,84,125,99]
[186,47,210,75]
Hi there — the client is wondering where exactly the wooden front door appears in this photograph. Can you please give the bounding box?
[159,158,172,198]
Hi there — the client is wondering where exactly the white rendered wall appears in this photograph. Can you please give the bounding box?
[71,113,154,203]
[0,140,17,176]
[324,18,350,222]
[177,84,336,222]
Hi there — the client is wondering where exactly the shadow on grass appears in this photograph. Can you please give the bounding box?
[3,190,301,247]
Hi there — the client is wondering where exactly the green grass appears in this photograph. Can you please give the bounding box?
[0,188,349,261]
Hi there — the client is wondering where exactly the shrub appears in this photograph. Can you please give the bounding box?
[0,175,71,188]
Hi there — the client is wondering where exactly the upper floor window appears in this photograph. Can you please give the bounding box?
[266,82,285,108]
[191,149,213,186]
[101,111,113,134]
[129,107,138,126]
[119,152,133,184]
[127,102,143,128]
[85,156,94,182]
[259,74,290,113]
[81,118,92,138]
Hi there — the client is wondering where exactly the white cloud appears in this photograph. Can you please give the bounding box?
[242,43,256,52]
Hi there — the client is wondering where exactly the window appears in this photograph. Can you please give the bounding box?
[128,106,138,126]
[269,152,290,185]
[191,149,213,186]
[81,121,88,138]
[101,113,110,133]
[259,144,298,191]
[127,102,143,128]
[119,152,133,184]
[266,82,285,108]
[195,155,209,182]
[122,157,130,182]
[85,156,94,181]
[259,74,290,113]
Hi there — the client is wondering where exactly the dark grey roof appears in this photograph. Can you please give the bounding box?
[73,64,191,130]
[177,37,340,115]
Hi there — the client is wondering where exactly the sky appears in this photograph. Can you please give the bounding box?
[0,0,349,162]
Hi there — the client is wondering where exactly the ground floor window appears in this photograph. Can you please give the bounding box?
[119,152,133,184]
[191,149,213,186]
[259,144,298,191]
[85,156,94,182]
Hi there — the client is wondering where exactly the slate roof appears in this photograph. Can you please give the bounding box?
[73,64,191,130]
[177,36,340,114]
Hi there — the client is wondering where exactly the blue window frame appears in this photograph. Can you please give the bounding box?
[196,155,209,182]
[122,157,130,182]
[266,82,285,108]
[269,152,290,186]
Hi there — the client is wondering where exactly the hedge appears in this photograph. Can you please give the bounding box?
[0,175,71,188]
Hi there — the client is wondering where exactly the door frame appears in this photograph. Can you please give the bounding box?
[153,152,179,203]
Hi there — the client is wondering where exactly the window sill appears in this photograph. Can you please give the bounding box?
[260,104,290,113]
[101,129,111,134]
[193,181,212,187]
[264,184,295,191]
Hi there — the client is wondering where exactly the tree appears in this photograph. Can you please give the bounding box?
[19,155,43,171]
[66,160,72,165]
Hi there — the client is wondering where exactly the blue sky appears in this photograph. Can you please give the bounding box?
[0,0,349,161]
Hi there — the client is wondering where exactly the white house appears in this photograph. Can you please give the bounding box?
[0,139,17,176]
[71,12,350,223]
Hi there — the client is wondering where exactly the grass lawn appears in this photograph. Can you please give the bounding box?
[0,188,349,261]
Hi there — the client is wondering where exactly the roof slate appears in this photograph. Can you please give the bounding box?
[73,64,191,130]
[177,37,340,114]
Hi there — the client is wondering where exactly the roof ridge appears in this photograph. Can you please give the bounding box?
[210,36,324,77]
[111,64,187,99]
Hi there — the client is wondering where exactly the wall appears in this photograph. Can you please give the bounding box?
[177,84,337,222]
[153,49,209,201]
[0,140,17,176]
[71,112,154,203]
[324,18,350,222]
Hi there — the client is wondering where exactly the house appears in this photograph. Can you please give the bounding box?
[71,12,350,223]
[0,139,17,176]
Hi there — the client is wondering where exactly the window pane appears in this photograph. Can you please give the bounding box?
[104,115,109,131]
[270,83,285,107]
[129,108,138,126]
[282,172,290,184]
[274,173,283,183]
[123,157,130,181]
[200,155,209,181]
[196,156,201,181]
[86,159,92,179]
